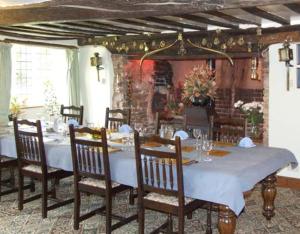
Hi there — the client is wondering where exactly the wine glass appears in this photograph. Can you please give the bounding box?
[202,139,213,162]
[193,128,202,149]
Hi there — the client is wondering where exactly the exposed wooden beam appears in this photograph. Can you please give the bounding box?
[130,19,183,32]
[34,23,107,36]
[284,3,300,14]
[0,0,300,25]
[0,26,87,38]
[3,39,78,49]
[206,11,260,26]
[0,30,77,40]
[175,14,239,29]
[111,19,179,32]
[76,21,143,34]
[242,7,290,25]
[142,17,205,30]
[107,19,163,33]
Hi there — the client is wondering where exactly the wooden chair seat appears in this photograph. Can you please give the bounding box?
[0,156,15,162]
[22,165,59,174]
[78,177,120,189]
[144,192,194,206]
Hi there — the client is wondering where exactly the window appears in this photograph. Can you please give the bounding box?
[11,44,69,107]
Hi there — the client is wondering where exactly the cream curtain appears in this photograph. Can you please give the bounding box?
[0,43,12,125]
[66,48,80,106]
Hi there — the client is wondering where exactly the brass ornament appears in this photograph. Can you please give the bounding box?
[227,37,234,47]
[201,38,207,46]
[237,36,245,46]
[132,41,137,48]
[160,40,166,48]
[213,37,220,45]
[139,43,144,50]
[221,43,227,51]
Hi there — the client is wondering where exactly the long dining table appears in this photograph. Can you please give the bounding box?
[0,128,298,234]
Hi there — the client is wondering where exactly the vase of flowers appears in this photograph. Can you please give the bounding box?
[234,100,263,138]
[182,65,216,107]
[8,97,23,121]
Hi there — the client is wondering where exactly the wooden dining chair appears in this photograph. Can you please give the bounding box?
[134,131,211,234]
[184,106,214,138]
[154,112,184,135]
[213,117,247,143]
[60,105,84,125]
[13,118,74,218]
[69,125,137,232]
[105,107,131,129]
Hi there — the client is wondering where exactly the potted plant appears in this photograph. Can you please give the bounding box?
[182,65,217,106]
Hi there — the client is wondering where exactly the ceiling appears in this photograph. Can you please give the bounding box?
[0,0,300,41]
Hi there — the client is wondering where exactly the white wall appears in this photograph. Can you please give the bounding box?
[79,46,114,126]
[269,44,300,178]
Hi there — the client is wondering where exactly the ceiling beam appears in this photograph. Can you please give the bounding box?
[242,7,290,25]
[0,0,300,25]
[110,19,180,32]
[0,26,88,38]
[0,30,77,40]
[142,17,205,30]
[206,11,260,26]
[107,19,163,33]
[284,3,300,14]
[77,21,143,34]
[175,14,239,29]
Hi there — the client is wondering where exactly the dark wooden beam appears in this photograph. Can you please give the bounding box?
[111,19,180,32]
[142,17,206,30]
[175,14,239,29]
[107,19,163,33]
[242,7,290,25]
[0,26,88,38]
[130,19,183,31]
[0,0,300,25]
[0,30,77,40]
[34,23,107,36]
[284,3,300,14]
[78,21,143,34]
[206,11,260,26]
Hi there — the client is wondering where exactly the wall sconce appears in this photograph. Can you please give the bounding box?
[278,41,293,90]
[90,52,104,82]
[250,57,259,80]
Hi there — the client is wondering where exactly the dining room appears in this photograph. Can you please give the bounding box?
[0,0,300,233]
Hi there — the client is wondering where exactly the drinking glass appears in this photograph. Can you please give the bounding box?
[193,128,202,149]
[202,139,213,162]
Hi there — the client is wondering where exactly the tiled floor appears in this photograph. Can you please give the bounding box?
[0,175,300,234]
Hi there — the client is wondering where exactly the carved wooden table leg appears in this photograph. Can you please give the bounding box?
[218,205,236,234]
[261,173,277,220]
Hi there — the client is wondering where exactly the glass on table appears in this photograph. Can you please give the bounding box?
[202,138,213,162]
[193,128,202,149]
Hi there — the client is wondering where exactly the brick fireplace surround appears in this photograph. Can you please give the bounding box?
[111,54,269,145]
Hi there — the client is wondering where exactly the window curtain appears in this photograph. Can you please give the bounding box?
[0,43,12,125]
[66,48,80,106]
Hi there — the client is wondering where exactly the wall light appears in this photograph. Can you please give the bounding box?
[90,52,104,82]
[278,41,293,90]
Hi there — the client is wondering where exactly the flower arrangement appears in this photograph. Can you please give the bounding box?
[9,97,26,120]
[234,100,263,125]
[182,65,217,103]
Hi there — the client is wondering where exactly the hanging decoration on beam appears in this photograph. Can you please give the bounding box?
[278,40,293,91]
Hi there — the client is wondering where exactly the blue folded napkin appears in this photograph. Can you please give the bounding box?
[172,130,189,140]
[67,118,79,127]
[238,137,256,148]
[118,124,133,133]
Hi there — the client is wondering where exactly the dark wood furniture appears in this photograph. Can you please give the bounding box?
[13,118,74,218]
[0,156,18,200]
[60,105,84,125]
[134,132,210,234]
[154,112,184,135]
[105,107,131,129]
[69,125,137,232]
[213,117,247,143]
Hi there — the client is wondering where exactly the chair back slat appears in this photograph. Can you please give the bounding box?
[134,131,184,199]
[105,107,131,130]
[213,117,247,143]
[69,125,112,185]
[13,119,46,168]
[60,105,84,125]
